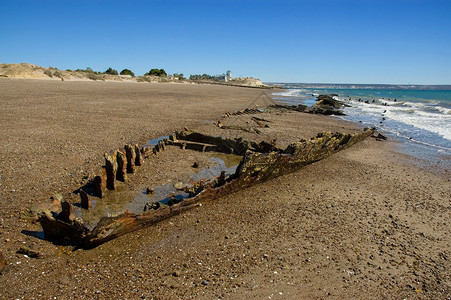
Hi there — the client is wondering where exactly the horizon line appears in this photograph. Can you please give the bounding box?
[264,82,451,88]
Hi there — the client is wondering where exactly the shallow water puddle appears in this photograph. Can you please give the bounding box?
[191,153,241,181]
[74,186,138,225]
[127,184,188,213]
[147,135,170,146]
[211,152,243,168]
[75,153,242,227]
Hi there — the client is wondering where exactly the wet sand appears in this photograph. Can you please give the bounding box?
[0,78,449,299]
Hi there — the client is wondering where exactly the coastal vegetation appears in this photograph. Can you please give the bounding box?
[120,69,135,77]
[104,67,118,75]
[43,67,63,79]
[172,73,185,80]
[189,74,215,81]
[145,68,167,77]
[86,73,105,81]
[74,67,98,73]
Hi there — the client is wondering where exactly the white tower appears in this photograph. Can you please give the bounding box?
[225,70,232,82]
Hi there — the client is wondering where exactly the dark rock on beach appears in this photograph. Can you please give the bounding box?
[311,94,346,115]
[310,107,345,116]
[143,202,160,211]
[315,95,343,109]
[371,132,388,141]
[17,246,42,259]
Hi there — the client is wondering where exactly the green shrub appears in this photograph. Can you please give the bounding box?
[105,67,118,75]
[173,73,185,80]
[75,67,98,74]
[87,73,104,81]
[120,69,135,77]
[44,69,53,78]
[145,68,167,77]
[189,74,213,80]
[53,71,62,78]
[136,76,151,82]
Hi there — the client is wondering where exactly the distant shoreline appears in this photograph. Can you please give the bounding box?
[266,82,451,90]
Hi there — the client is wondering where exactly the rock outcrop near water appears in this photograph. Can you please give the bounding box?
[312,95,346,115]
[222,98,345,117]
[315,95,343,108]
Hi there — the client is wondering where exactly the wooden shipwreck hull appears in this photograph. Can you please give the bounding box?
[39,128,374,248]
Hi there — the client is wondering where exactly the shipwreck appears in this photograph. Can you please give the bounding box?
[37,125,374,249]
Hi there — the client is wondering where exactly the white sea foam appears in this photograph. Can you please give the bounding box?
[403,102,451,115]
[387,110,451,141]
[346,98,451,142]
[380,127,451,151]
[272,89,305,97]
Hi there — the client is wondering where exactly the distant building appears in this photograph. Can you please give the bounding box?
[213,70,233,82]
[225,70,232,82]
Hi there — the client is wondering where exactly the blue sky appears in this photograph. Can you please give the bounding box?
[1,0,450,84]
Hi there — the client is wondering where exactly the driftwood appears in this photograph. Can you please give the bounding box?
[39,128,374,248]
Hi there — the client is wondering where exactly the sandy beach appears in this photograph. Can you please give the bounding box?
[0,78,449,299]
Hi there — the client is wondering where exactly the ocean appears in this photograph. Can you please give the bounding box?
[271,84,451,164]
